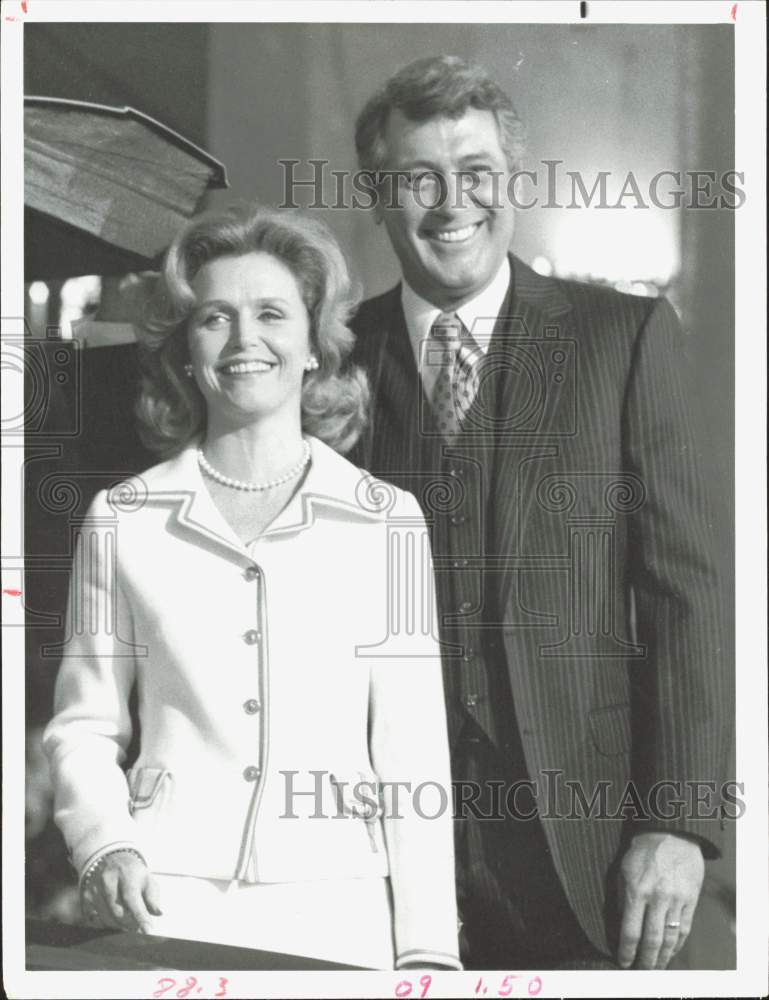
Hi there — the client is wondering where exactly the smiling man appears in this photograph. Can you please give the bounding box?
[350,55,730,972]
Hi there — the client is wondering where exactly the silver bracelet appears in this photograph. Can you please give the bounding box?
[80,847,145,894]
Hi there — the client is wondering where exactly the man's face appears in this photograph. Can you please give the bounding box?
[375,107,515,310]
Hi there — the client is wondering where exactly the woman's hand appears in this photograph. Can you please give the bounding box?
[82,850,162,933]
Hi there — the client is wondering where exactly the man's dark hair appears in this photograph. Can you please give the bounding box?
[354,54,525,173]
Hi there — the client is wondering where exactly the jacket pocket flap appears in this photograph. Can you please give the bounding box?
[328,770,382,819]
[127,767,170,807]
[588,703,632,756]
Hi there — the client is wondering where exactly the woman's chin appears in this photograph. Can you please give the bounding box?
[211,392,301,427]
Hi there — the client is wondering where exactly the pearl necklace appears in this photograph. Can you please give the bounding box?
[197,440,311,492]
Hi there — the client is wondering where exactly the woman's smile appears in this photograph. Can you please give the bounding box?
[217,358,278,376]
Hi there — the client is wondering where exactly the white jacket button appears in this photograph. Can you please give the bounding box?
[244,565,260,581]
[243,699,261,715]
[244,629,260,645]
[243,765,261,781]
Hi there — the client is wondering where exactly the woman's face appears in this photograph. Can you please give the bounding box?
[187,251,313,427]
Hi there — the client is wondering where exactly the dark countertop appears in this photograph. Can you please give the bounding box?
[26,919,365,971]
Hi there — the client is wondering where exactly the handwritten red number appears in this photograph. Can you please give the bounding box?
[176,978,198,999]
[214,978,228,998]
[475,976,485,995]
[528,976,543,996]
[395,981,413,998]
[498,974,519,996]
[419,974,432,998]
[153,979,176,998]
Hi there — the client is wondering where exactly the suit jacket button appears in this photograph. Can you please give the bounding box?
[244,565,260,582]
[244,629,261,645]
[243,699,261,715]
[450,513,467,526]
[459,600,473,613]
[243,765,261,781]
[464,694,479,708]
[462,647,475,661]
[453,558,469,569]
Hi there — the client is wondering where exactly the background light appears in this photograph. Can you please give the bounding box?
[59,275,102,338]
[27,281,49,306]
[531,256,553,277]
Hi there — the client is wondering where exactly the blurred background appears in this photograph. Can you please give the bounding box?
[22,21,735,967]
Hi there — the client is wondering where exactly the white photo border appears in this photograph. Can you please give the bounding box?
[2,2,766,997]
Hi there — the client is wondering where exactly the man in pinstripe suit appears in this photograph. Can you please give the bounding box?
[350,56,730,970]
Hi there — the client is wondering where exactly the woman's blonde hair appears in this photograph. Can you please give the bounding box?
[136,204,369,456]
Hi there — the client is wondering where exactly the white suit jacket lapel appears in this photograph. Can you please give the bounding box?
[131,437,386,559]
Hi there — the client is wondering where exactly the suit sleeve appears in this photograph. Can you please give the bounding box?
[368,490,462,970]
[42,489,143,880]
[623,297,732,856]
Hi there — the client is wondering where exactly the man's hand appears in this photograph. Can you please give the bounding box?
[617,832,704,969]
[81,850,162,933]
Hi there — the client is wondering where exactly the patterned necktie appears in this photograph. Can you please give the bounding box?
[429,312,484,440]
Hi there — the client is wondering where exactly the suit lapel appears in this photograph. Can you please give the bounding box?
[365,288,444,496]
[463,257,576,618]
[141,438,387,558]
[361,258,577,623]
[138,447,250,563]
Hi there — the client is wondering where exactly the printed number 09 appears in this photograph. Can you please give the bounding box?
[394,974,432,998]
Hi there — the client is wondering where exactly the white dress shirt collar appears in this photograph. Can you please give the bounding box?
[400,257,512,397]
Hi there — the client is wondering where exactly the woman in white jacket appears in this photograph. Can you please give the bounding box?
[43,205,461,971]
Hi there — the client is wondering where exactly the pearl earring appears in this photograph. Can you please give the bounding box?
[305,356,319,372]
[183,363,194,378]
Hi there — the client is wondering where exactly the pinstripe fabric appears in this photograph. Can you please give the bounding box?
[350,255,731,960]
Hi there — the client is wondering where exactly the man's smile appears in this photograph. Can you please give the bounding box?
[424,221,484,245]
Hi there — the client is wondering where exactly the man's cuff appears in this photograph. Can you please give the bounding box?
[631,821,722,860]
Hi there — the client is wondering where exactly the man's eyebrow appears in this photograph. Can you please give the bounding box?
[387,153,501,171]
[457,151,500,164]
[386,160,440,172]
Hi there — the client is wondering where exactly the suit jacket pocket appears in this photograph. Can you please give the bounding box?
[588,703,632,756]
[126,767,171,814]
